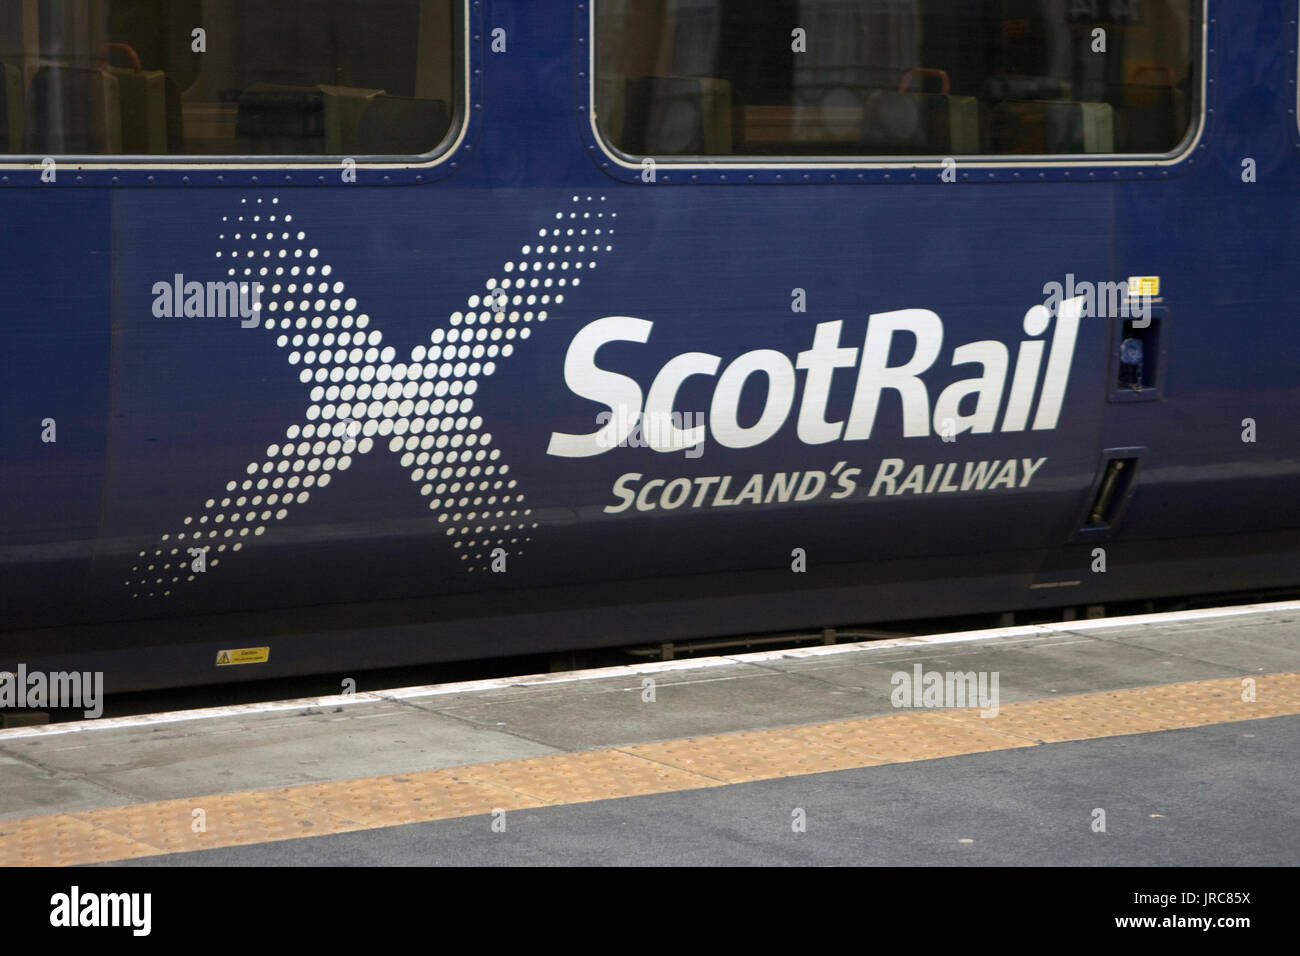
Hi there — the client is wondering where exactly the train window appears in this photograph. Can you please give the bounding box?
[594,0,1202,160]
[0,0,460,159]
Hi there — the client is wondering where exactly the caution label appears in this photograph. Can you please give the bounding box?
[215,647,270,667]
[1127,275,1160,298]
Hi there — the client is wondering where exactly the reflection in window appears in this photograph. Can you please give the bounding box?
[0,0,458,157]
[595,1,1200,158]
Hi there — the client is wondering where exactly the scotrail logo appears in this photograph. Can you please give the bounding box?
[548,295,1086,458]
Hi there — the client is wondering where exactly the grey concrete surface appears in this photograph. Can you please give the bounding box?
[2,603,1297,825]
[113,715,1300,867]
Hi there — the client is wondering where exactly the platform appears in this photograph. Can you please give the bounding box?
[1,601,1297,866]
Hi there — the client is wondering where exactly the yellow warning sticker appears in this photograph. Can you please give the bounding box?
[215,647,270,666]
[1127,275,1160,297]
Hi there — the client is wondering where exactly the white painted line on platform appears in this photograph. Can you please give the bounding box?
[2,599,1296,741]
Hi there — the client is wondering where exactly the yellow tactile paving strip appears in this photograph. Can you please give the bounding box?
[1,672,1295,866]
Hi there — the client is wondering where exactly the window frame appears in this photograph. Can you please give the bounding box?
[585,0,1211,176]
[0,0,472,172]
[1294,5,1300,147]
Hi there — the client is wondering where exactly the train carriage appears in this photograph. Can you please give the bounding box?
[2,0,1298,692]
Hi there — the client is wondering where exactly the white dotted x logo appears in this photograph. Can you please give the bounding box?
[128,194,616,598]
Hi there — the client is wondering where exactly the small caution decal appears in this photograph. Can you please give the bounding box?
[1127,275,1160,298]
[215,647,270,666]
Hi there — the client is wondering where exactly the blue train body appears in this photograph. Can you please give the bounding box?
[2,1,1298,690]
